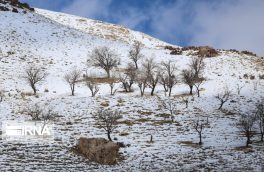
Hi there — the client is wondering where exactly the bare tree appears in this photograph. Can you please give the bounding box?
[194,77,205,97]
[119,63,137,92]
[215,87,231,110]
[193,118,206,145]
[181,69,194,95]
[119,73,129,92]
[92,109,122,141]
[26,103,56,134]
[182,69,195,95]
[159,71,169,96]
[64,68,81,96]
[26,103,43,120]
[136,71,148,97]
[128,41,144,69]
[88,47,120,78]
[237,113,256,147]
[143,58,159,96]
[182,57,205,96]
[255,101,264,142]
[23,64,47,95]
[190,56,205,78]
[108,77,118,96]
[86,77,99,97]
[180,96,189,108]
[236,83,244,95]
[161,99,177,122]
[160,61,177,97]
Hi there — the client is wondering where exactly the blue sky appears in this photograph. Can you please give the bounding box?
[21,0,264,56]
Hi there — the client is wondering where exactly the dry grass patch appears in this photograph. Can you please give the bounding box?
[118,120,135,126]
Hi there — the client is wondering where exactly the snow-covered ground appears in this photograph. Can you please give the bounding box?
[0,2,264,171]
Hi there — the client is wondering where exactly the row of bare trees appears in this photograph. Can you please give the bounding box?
[22,43,206,98]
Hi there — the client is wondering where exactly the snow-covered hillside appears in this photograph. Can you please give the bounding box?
[0,1,264,171]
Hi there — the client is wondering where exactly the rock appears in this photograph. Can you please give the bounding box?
[0,6,9,11]
[77,137,120,165]
[12,8,18,13]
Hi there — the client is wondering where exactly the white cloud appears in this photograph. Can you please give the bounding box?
[190,0,264,56]
[61,0,112,19]
[148,0,264,56]
[115,7,149,29]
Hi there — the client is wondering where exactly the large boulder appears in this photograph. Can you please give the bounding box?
[77,137,120,165]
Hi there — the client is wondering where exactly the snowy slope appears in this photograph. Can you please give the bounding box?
[36,9,173,49]
[0,1,264,171]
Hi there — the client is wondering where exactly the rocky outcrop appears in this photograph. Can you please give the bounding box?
[0,0,34,12]
[75,137,120,165]
[165,45,219,57]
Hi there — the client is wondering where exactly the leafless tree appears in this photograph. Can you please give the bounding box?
[193,118,206,145]
[180,96,189,108]
[236,83,245,95]
[23,64,47,95]
[64,68,81,96]
[160,61,177,97]
[120,63,137,92]
[189,56,205,78]
[159,71,169,96]
[26,103,43,120]
[119,73,129,92]
[86,77,99,97]
[237,113,256,147]
[92,109,122,141]
[128,41,144,69]
[26,103,56,134]
[182,57,205,96]
[136,71,148,96]
[161,98,177,122]
[194,77,205,97]
[88,47,120,78]
[182,69,195,95]
[255,101,264,142]
[215,87,231,110]
[108,77,118,95]
[143,58,159,96]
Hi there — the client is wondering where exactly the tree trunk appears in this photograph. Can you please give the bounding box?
[246,137,250,147]
[151,87,155,96]
[128,82,133,92]
[261,132,263,142]
[218,102,224,110]
[71,84,75,96]
[169,87,172,97]
[135,61,138,69]
[122,82,128,92]
[189,85,193,95]
[199,133,202,145]
[140,90,144,97]
[32,86,37,95]
[106,70,110,78]
[197,89,200,97]
[107,131,112,141]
